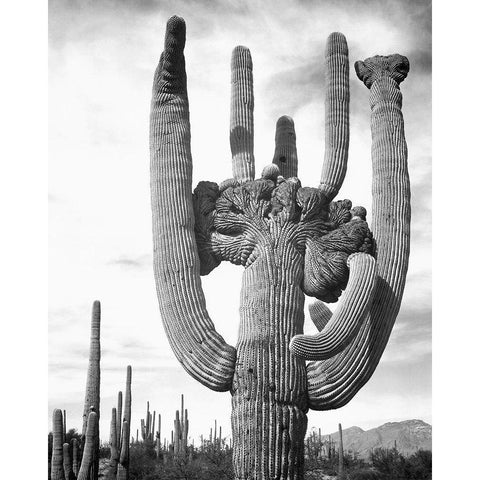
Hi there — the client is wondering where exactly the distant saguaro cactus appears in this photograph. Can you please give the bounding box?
[78,411,98,480]
[150,16,410,480]
[51,409,65,480]
[81,300,101,480]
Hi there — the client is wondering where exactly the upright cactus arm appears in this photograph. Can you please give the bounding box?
[319,33,350,202]
[149,16,236,392]
[230,46,255,182]
[272,115,298,178]
[306,54,410,410]
[290,252,376,360]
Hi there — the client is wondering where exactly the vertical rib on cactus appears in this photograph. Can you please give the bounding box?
[109,407,119,479]
[272,115,297,178]
[81,300,100,480]
[306,54,410,410]
[78,411,98,480]
[290,253,376,359]
[149,15,236,392]
[63,443,73,480]
[230,45,255,182]
[51,409,65,480]
[319,33,350,201]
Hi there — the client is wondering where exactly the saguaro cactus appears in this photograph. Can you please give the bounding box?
[51,409,65,480]
[78,411,99,480]
[81,300,101,480]
[150,16,410,480]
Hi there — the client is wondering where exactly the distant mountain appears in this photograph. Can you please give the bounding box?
[320,419,431,459]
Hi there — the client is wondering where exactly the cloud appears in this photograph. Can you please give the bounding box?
[107,253,152,269]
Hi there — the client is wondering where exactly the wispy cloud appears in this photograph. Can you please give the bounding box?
[107,253,152,269]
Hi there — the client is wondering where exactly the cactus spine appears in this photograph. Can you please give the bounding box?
[51,409,65,480]
[81,300,101,480]
[150,16,410,480]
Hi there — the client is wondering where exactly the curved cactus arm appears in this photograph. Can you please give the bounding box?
[319,33,350,202]
[309,300,332,332]
[307,54,410,410]
[230,45,255,182]
[272,115,298,178]
[150,16,236,392]
[77,411,98,480]
[290,253,376,360]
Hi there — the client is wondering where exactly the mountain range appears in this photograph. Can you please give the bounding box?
[319,419,431,459]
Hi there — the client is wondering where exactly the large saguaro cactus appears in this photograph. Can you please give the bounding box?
[150,16,410,480]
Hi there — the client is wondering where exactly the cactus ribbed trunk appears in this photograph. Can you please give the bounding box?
[51,409,65,480]
[232,251,308,480]
[82,300,100,480]
[72,438,79,477]
[117,421,129,480]
[116,391,122,449]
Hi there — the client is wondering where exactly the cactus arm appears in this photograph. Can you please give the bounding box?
[116,421,129,480]
[308,300,332,332]
[51,409,65,480]
[272,115,298,178]
[230,45,255,182]
[290,253,376,360]
[150,16,236,391]
[307,54,410,410]
[77,411,98,480]
[109,407,119,478]
[319,33,350,201]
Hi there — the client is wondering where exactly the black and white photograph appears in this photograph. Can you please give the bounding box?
[46,1,434,479]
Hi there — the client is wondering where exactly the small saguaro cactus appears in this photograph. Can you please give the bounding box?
[51,409,66,480]
[72,438,79,477]
[150,16,410,480]
[338,423,345,480]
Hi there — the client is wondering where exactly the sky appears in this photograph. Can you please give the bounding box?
[48,0,432,444]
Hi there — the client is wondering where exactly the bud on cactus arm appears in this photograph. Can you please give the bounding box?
[78,411,98,480]
[51,409,65,480]
[230,45,255,182]
[309,300,332,332]
[150,15,236,392]
[307,54,410,409]
[290,253,376,360]
[319,33,350,201]
[272,115,298,178]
